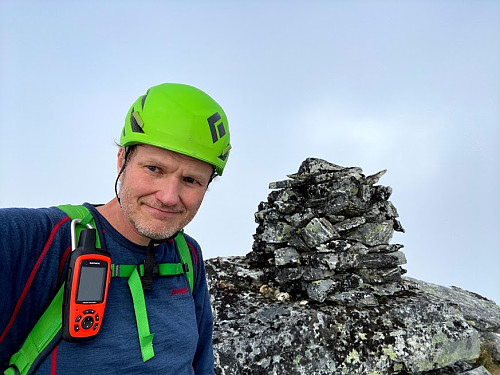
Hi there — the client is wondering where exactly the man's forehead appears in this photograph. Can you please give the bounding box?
[133,144,213,171]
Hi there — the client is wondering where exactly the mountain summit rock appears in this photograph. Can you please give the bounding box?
[208,158,500,375]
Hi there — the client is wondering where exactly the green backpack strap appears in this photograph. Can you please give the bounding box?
[4,205,94,375]
[174,230,194,292]
[57,204,99,247]
[5,287,64,375]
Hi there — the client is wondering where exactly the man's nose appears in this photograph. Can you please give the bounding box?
[155,178,181,207]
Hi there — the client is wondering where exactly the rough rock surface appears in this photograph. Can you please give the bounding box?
[208,158,500,375]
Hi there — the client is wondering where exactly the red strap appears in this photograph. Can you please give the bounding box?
[50,345,59,375]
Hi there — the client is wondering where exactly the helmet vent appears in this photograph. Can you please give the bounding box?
[130,110,145,134]
[218,144,232,161]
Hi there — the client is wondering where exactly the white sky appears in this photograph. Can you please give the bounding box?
[1,0,499,303]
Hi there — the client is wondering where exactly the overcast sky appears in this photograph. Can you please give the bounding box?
[1,0,499,303]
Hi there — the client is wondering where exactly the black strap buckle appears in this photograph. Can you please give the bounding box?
[141,260,157,291]
[152,264,159,277]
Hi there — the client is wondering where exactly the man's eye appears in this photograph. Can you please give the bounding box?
[147,166,158,173]
[184,177,196,184]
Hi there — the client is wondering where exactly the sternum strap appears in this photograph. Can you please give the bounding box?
[112,263,185,278]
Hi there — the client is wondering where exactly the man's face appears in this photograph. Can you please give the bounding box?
[117,144,213,241]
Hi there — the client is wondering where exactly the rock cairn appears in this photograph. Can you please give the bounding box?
[249,157,407,304]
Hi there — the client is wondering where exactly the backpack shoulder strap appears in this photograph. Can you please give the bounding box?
[4,205,92,375]
[57,204,92,221]
[58,204,100,248]
[4,287,64,375]
[174,230,194,292]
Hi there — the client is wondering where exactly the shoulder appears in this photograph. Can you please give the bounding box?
[0,206,72,267]
[0,206,73,276]
[0,206,70,236]
[181,232,204,266]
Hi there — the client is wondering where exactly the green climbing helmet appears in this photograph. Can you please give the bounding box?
[120,83,231,175]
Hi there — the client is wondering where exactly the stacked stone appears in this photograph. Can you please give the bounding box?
[249,158,407,304]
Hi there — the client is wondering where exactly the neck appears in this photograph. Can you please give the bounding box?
[96,197,151,246]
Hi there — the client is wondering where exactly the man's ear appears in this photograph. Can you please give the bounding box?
[117,148,126,175]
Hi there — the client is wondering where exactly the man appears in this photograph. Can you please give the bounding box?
[0,83,231,374]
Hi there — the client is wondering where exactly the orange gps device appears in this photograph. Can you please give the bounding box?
[62,223,111,342]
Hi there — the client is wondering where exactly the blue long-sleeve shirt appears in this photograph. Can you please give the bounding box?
[0,203,215,374]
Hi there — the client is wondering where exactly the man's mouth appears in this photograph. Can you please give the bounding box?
[143,203,183,217]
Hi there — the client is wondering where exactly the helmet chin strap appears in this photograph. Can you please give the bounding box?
[115,146,135,207]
